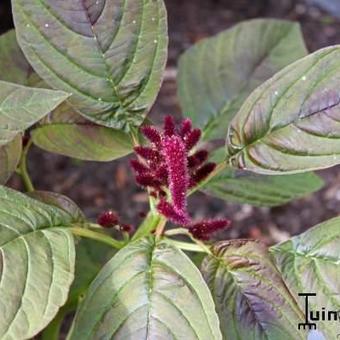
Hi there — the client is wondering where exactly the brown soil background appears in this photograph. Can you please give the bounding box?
[1,0,340,244]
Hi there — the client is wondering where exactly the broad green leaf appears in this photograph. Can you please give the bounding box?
[177,19,307,140]
[0,135,22,184]
[27,190,85,222]
[201,240,305,340]
[0,186,80,339]
[68,237,222,340]
[0,30,36,85]
[27,191,114,310]
[201,148,323,207]
[0,81,69,146]
[270,217,340,338]
[0,31,132,161]
[12,0,168,130]
[226,46,340,174]
[204,168,324,207]
[31,109,133,161]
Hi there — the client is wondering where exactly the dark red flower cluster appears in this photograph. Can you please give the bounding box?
[131,115,230,240]
[97,210,133,234]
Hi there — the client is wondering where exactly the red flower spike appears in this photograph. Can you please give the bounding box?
[164,115,175,136]
[161,135,189,213]
[141,126,161,146]
[131,115,231,230]
[188,219,231,240]
[134,146,160,162]
[180,118,192,137]
[185,128,201,150]
[120,223,134,234]
[130,160,150,174]
[136,174,161,188]
[97,210,119,228]
[154,165,168,185]
[188,150,209,169]
[157,200,190,225]
[190,162,216,187]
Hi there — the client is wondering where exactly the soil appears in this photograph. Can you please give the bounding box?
[1,0,340,244]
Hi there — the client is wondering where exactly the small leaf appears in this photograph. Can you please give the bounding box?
[177,19,307,139]
[270,217,340,338]
[0,135,22,184]
[12,0,168,130]
[68,237,222,340]
[31,109,133,161]
[204,167,324,207]
[0,29,36,85]
[27,190,85,222]
[0,81,69,146]
[226,45,340,174]
[202,240,305,340]
[0,186,80,339]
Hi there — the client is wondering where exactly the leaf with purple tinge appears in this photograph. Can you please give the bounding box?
[178,19,307,140]
[12,0,168,131]
[0,135,22,185]
[0,30,36,86]
[0,186,79,339]
[201,239,306,340]
[226,45,340,174]
[68,237,222,340]
[271,217,340,339]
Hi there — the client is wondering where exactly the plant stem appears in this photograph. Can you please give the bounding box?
[70,227,125,249]
[188,161,226,196]
[166,239,208,253]
[18,139,34,192]
[132,212,162,241]
[155,215,167,239]
[165,228,212,254]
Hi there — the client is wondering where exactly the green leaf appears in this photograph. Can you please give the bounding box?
[29,190,114,301]
[226,45,340,174]
[0,29,36,86]
[0,135,22,184]
[31,109,133,161]
[270,217,340,338]
[27,190,85,222]
[68,237,222,340]
[12,0,168,131]
[204,167,324,207]
[0,81,69,146]
[0,31,132,161]
[177,19,307,140]
[0,186,80,339]
[201,240,305,340]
